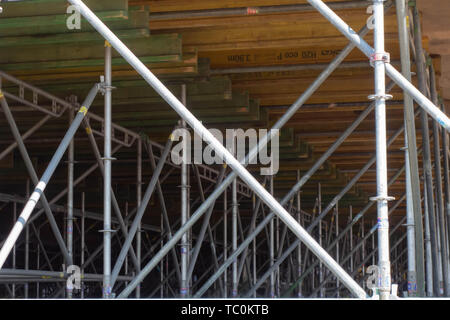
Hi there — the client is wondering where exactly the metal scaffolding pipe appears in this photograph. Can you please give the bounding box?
[0,95,72,266]
[81,192,85,298]
[281,163,410,297]
[223,188,228,298]
[136,139,142,298]
[110,136,174,288]
[412,5,440,297]
[186,166,226,284]
[372,0,392,300]
[0,115,52,162]
[232,175,238,297]
[67,108,75,299]
[0,84,98,270]
[83,121,140,271]
[296,170,302,298]
[424,188,434,296]
[430,63,450,296]
[146,143,182,283]
[442,102,450,272]
[180,84,189,298]
[66,0,367,298]
[115,2,391,298]
[304,0,450,131]
[137,79,391,298]
[395,0,424,297]
[103,42,113,298]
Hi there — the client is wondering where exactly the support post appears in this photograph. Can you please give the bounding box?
[335,203,340,297]
[442,101,450,278]
[12,202,16,298]
[424,187,434,296]
[296,170,302,298]
[223,188,228,298]
[430,63,450,296]
[412,5,440,297]
[372,0,392,300]
[318,183,324,298]
[67,107,75,299]
[232,174,238,297]
[269,177,275,298]
[350,205,353,274]
[81,192,85,299]
[395,0,424,296]
[180,84,189,298]
[102,41,113,299]
[136,139,142,298]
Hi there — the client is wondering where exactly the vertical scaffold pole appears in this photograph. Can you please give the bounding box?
[269,176,275,298]
[395,0,423,297]
[349,205,353,274]
[103,40,113,298]
[430,63,450,296]
[442,102,450,280]
[180,84,189,298]
[136,139,142,298]
[424,185,434,296]
[25,183,29,299]
[252,194,257,298]
[296,170,302,298]
[81,192,85,299]
[412,4,440,297]
[232,165,238,297]
[223,188,228,298]
[335,203,340,297]
[67,108,74,299]
[318,183,324,298]
[12,202,16,298]
[371,0,392,300]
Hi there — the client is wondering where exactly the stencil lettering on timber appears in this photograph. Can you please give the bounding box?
[207,48,346,68]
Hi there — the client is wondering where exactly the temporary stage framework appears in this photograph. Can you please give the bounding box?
[0,0,449,299]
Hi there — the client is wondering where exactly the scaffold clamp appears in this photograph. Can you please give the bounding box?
[370,195,396,202]
[369,52,390,67]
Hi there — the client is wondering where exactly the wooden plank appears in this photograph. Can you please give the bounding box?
[0,29,150,48]
[132,0,348,12]
[0,0,128,18]
[161,15,399,50]
[148,8,388,30]
[0,10,149,37]
[4,51,199,82]
[232,75,405,105]
[0,34,182,65]
[22,77,233,105]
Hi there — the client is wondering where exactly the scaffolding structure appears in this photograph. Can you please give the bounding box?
[0,0,449,299]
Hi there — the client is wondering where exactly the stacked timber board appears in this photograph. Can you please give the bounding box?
[0,0,421,221]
